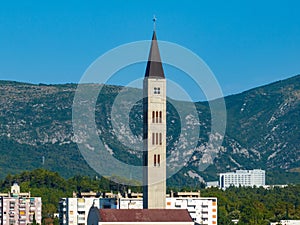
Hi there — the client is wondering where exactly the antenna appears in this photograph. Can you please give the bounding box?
[153,15,157,31]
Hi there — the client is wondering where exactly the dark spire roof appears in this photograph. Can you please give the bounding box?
[145,31,165,78]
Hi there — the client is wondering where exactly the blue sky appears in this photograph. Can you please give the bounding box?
[0,0,299,100]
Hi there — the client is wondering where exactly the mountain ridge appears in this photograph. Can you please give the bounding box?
[0,74,299,185]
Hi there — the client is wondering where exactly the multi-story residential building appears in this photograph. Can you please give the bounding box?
[219,169,265,189]
[118,192,217,225]
[166,197,217,225]
[0,183,42,225]
[59,191,217,225]
[59,191,123,225]
[59,197,100,225]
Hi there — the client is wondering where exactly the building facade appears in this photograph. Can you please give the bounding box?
[0,183,42,225]
[143,31,167,209]
[166,197,217,225]
[59,197,102,225]
[60,193,218,225]
[219,169,265,189]
[119,196,217,225]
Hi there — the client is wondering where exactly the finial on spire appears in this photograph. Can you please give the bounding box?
[153,15,157,31]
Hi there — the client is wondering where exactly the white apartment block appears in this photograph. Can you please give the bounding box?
[219,169,265,189]
[166,197,217,225]
[59,197,101,225]
[0,183,42,225]
[119,197,217,225]
[59,196,119,225]
[59,191,217,225]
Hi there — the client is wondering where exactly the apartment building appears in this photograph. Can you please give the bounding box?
[118,192,217,225]
[219,169,265,189]
[59,197,100,225]
[0,183,42,225]
[59,191,218,225]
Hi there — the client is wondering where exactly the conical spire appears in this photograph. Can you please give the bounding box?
[145,31,165,78]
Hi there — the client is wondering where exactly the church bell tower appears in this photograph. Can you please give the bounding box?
[143,30,166,209]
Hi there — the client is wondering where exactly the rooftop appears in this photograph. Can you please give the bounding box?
[99,209,193,222]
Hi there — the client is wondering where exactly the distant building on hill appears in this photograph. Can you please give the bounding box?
[0,183,42,225]
[219,169,265,189]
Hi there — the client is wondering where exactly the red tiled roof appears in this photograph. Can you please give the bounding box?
[99,209,193,222]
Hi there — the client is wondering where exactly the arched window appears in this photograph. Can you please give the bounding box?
[156,111,158,123]
[152,111,155,123]
[159,133,162,145]
[159,111,162,123]
[157,154,160,166]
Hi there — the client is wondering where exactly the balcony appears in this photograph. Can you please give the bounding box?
[77,215,85,223]
[19,205,26,210]
[77,205,85,211]
[19,215,26,220]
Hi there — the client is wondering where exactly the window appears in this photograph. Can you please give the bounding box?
[152,111,155,123]
[152,133,162,145]
[154,154,156,166]
[154,87,160,94]
[159,111,162,123]
[159,133,162,145]
[157,154,160,166]
[152,111,162,123]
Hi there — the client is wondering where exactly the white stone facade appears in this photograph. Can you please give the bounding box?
[143,77,167,209]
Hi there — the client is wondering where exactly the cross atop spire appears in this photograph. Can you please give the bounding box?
[153,15,157,31]
[144,30,165,79]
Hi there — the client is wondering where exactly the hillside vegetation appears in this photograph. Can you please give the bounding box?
[0,75,299,184]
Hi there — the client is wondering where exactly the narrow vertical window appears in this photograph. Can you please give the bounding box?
[152,111,155,123]
[156,111,158,123]
[159,111,162,123]
[152,133,155,145]
[154,154,156,166]
[158,154,160,166]
[156,133,158,145]
[159,133,162,145]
